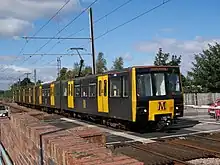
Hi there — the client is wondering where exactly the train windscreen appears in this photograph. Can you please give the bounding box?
[136,71,181,97]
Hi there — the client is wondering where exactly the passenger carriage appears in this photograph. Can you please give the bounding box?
[14,66,184,130]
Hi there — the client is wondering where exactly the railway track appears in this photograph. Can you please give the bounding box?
[4,102,220,165]
[110,133,220,165]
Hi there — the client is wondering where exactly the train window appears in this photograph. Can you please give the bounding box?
[75,85,80,97]
[104,80,107,96]
[68,84,70,96]
[153,73,166,96]
[63,87,67,96]
[47,89,50,96]
[137,74,153,97]
[123,76,128,97]
[110,77,121,97]
[71,84,74,96]
[89,83,96,97]
[81,86,88,97]
[167,73,181,94]
[42,90,45,96]
[99,80,102,96]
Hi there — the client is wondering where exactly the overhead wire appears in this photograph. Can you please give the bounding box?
[30,0,99,61]
[95,0,172,40]
[77,0,173,50]
[37,0,134,66]
[0,0,71,72]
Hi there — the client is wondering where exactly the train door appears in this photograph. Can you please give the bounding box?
[50,83,55,106]
[33,86,36,105]
[29,88,31,103]
[39,86,42,105]
[19,89,21,102]
[97,75,109,113]
[23,89,25,103]
[68,81,74,109]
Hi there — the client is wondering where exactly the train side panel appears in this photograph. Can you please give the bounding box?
[42,83,50,108]
[79,76,97,114]
[50,83,55,108]
[108,71,132,121]
[60,80,68,111]
[55,81,61,110]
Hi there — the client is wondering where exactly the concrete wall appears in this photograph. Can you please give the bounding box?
[184,93,220,105]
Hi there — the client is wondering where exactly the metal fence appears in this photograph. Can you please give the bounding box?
[184,93,220,105]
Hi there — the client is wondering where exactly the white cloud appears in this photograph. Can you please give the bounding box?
[0,65,58,90]
[0,0,80,37]
[0,18,33,37]
[0,55,24,62]
[135,36,220,74]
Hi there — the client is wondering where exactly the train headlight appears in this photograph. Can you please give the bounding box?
[144,109,147,113]
[175,106,179,110]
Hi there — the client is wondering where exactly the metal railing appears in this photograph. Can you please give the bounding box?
[0,142,13,165]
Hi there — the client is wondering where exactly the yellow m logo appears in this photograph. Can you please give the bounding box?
[158,101,166,110]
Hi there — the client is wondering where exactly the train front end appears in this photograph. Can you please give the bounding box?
[134,66,183,130]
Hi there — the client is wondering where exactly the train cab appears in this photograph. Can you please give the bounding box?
[134,66,183,129]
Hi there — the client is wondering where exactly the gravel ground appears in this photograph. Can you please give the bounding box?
[187,158,220,165]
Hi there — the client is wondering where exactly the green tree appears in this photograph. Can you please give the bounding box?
[168,55,181,66]
[154,48,170,66]
[188,42,220,92]
[82,66,92,76]
[36,80,43,85]
[154,48,181,66]
[20,78,34,86]
[112,57,124,71]
[56,67,67,81]
[96,52,107,74]
[72,62,92,77]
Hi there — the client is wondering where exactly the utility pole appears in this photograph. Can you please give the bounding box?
[34,69,36,85]
[89,7,96,75]
[57,57,61,78]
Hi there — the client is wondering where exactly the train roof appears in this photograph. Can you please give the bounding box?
[131,65,179,68]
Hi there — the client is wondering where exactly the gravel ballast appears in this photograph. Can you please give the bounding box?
[187,158,220,165]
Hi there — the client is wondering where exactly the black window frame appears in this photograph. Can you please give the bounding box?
[98,80,102,96]
[104,80,107,96]
[110,76,122,97]
[81,85,88,97]
[74,84,81,97]
[122,75,129,97]
[89,83,96,97]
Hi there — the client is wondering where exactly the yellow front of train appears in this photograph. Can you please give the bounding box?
[132,66,183,130]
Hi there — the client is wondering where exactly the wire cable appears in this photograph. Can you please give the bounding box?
[0,0,71,72]
[31,0,99,57]
[39,0,172,67]
[43,0,134,57]
[95,0,172,40]
[76,0,173,52]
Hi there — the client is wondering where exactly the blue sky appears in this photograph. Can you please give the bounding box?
[0,0,219,89]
